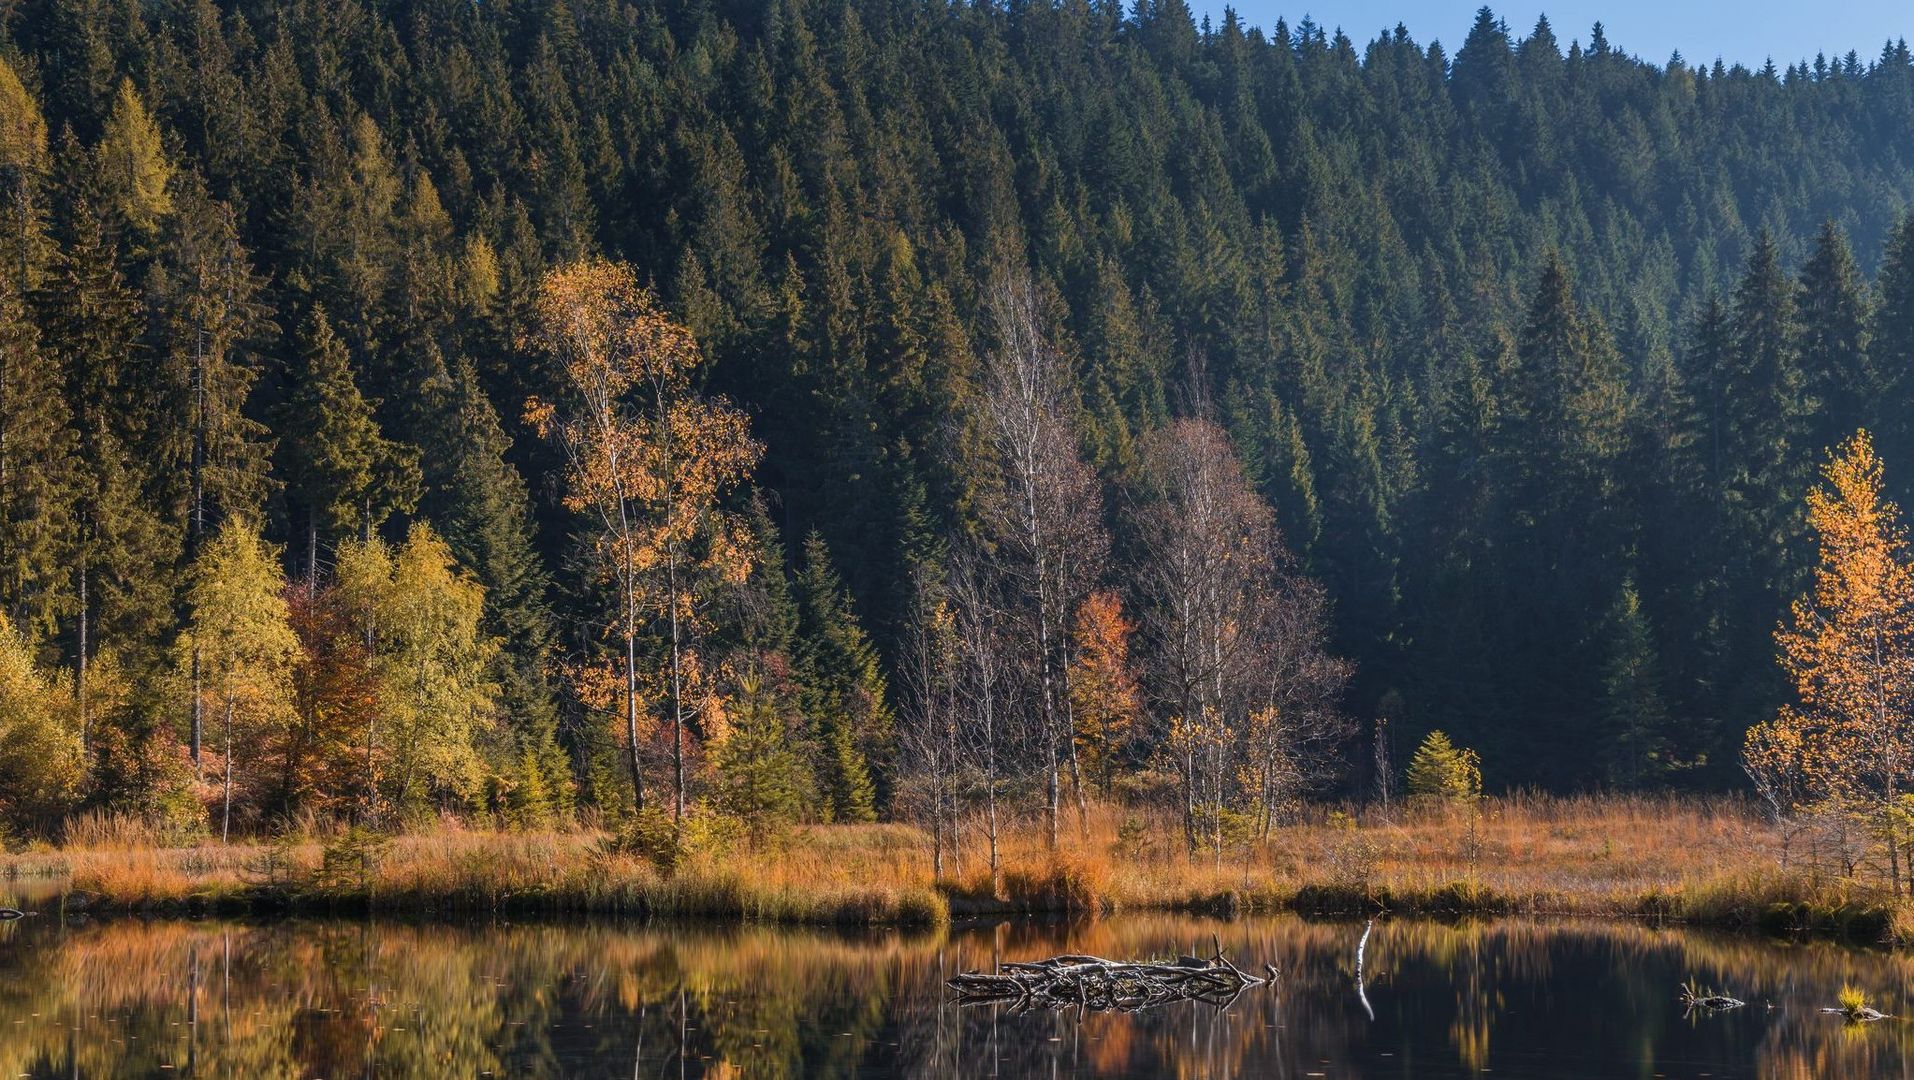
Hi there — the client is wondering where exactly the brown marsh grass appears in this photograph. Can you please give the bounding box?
[2,794,1895,937]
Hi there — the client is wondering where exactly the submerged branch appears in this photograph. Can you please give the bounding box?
[947,939,1269,1013]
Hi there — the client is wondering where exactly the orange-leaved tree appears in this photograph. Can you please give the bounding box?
[526,259,760,821]
[1746,430,1914,893]
[1069,589,1141,794]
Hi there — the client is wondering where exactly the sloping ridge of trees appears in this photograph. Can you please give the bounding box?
[5,0,1914,839]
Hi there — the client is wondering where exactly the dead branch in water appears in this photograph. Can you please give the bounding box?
[1678,978,1744,1012]
[947,937,1269,1013]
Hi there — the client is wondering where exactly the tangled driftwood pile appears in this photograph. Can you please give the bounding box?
[947,942,1271,1013]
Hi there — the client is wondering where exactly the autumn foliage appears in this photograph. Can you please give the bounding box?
[1745,430,1914,891]
[527,258,761,821]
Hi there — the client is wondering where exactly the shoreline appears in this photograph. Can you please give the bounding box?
[2,877,1894,946]
[4,798,1896,943]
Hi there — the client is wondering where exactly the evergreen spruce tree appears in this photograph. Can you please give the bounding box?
[0,271,76,642]
[278,307,420,576]
[46,199,174,719]
[1796,221,1871,453]
[1599,579,1675,788]
[796,531,889,821]
[1874,215,1914,487]
[419,357,571,816]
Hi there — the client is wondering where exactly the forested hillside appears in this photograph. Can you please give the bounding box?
[6,0,1914,836]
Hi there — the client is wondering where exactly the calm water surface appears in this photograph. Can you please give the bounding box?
[3,891,1912,1078]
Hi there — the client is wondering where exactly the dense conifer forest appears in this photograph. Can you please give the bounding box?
[7,0,1914,838]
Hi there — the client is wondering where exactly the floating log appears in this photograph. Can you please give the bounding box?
[947,939,1268,1013]
[1822,1005,1892,1023]
[1678,980,1744,1012]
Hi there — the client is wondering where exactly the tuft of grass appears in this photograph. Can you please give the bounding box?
[1839,984,1870,1016]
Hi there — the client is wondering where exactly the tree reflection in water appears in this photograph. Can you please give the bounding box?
[1,912,1911,1078]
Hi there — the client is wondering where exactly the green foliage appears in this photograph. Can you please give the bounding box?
[280,309,421,560]
[0,614,82,831]
[709,672,810,842]
[1406,731,1483,805]
[607,807,744,877]
[797,533,889,821]
[96,80,172,236]
[1600,581,1679,788]
[335,524,497,818]
[317,826,393,892]
[13,0,1914,823]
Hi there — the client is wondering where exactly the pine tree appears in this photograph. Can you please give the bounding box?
[150,180,274,544]
[1405,730,1482,804]
[1875,216,1914,485]
[0,270,76,641]
[1797,221,1872,450]
[279,307,420,576]
[1600,579,1676,788]
[796,531,889,822]
[710,669,810,840]
[420,358,571,816]
[0,54,51,290]
[46,199,174,724]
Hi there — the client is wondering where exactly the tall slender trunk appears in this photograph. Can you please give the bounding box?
[366,706,378,826]
[76,556,88,750]
[623,572,645,814]
[221,693,234,843]
[190,327,206,772]
[659,380,688,825]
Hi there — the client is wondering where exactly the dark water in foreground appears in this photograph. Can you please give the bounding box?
[2,899,1913,1078]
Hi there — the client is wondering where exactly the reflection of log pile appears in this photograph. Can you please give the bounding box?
[947,944,1270,1013]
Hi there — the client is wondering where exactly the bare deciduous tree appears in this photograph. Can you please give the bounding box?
[1131,418,1350,852]
[977,272,1107,848]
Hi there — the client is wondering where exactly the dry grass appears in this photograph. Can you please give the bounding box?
[3,795,1897,937]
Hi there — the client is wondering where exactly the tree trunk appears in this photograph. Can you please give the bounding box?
[221,694,234,844]
[76,558,88,752]
[624,577,645,815]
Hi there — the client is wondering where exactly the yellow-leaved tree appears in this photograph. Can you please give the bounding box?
[181,518,296,842]
[0,612,81,834]
[97,79,173,236]
[1746,430,1914,893]
[335,524,495,821]
[526,258,761,821]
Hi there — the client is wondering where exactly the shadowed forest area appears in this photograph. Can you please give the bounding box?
[9,0,1914,908]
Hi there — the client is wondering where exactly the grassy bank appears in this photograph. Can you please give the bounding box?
[1,796,1898,940]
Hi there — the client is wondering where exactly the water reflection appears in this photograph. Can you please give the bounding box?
[3,909,1914,1077]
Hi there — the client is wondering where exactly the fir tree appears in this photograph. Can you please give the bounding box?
[278,307,421,576]
[1599,579,1676,788]
[796,531,889,821]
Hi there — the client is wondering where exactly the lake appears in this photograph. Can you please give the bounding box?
[2,898,1910,1078]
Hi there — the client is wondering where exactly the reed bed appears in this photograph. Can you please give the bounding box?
[2,794,1897,939]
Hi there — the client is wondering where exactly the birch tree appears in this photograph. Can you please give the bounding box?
[1747,430,1914,892]
[181,518,296,842]
[977,272,1106,846]
[527,258,761,821]
[1132,418,1348,850]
